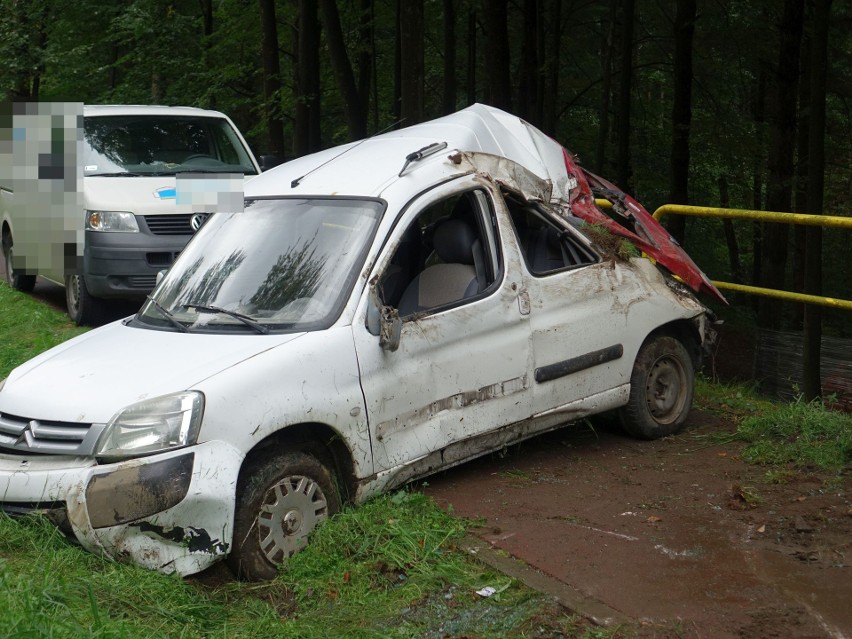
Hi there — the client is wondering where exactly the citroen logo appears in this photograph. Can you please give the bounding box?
[190,212,210,232]
[14,420,37,446]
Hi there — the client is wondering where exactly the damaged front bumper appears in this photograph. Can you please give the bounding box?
[0,440,242,575]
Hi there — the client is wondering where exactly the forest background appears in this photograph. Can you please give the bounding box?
[1,0,850,395]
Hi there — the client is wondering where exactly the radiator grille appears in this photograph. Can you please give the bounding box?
[0,412,104,455]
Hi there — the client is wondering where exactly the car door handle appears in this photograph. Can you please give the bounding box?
[517,289,530,316]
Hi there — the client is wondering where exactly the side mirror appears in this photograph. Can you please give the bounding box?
[378,306,402,352]
[258,155,284,172]
[366,284,402,352]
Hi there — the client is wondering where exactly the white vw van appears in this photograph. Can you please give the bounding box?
[1,104,261,324]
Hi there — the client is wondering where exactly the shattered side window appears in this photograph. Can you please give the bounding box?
[380,189,501,316]
[506,197,598,275]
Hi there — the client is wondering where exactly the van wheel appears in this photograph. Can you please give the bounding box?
[228,451,340,581]
[65,274,107,326]
[2,234,36,292]
[619,335,694,440]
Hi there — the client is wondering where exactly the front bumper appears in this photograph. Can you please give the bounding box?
[0,440,243,576]
[84,229,190,298]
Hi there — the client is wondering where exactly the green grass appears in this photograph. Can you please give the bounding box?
[0,494,609,639]
[0,283,88,379]
[695,375,852,475]
[733,398,851,472]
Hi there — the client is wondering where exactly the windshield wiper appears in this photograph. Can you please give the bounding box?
[87,171,148,177]
[145,296,191,332]
[183,303,269,334]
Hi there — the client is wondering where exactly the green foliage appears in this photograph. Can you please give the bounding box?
[693,375,775,423]
[581,223,641,261]
[695,377,852,474]
[732,398,852,472]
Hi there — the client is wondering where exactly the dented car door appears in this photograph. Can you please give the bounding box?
[353,179,534,473]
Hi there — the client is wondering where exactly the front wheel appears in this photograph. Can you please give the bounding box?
[228,451,340,581]
[619,335,694,440]
[65,274,107,326]
[3,234,36,292]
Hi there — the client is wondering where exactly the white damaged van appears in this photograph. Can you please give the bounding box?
[1,104,261,324]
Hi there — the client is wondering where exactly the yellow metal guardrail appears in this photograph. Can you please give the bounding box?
[593,199,852,310]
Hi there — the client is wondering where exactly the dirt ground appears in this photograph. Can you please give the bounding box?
[423,409,850,638]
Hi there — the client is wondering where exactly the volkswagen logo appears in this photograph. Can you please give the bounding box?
[190,212,210,232]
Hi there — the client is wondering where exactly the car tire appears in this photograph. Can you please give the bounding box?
[619,335,694,440]
[65,274,107,326]
[228,450,340,581]
[3,234,36,292]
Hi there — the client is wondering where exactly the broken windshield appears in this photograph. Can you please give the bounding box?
[135,198,384,332]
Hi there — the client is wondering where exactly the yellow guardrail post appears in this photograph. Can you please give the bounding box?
[592,199,852,310]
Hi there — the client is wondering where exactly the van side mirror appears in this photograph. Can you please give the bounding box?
[259,155,284,172]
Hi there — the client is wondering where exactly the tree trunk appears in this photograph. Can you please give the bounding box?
[792,36,810,328]
[466,8,477,106]
[398,0,425,125]
[668,0,696,247]
[802,0,832,401]
[615,0,635,191]
[259,0,285,156]
[357,0,374,113]
[751,70,766,313]
[319,0,367,138]
[719,175,742,284]
[442,0,457,114]
[200,0,215,107]
[481,0,512,111]
[596,0,618,175]
[758,0,804,330]
[519,0,539,124]
[294,0,321,156]
[541,0,561,134]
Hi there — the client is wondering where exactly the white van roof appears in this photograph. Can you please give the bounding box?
[83,105,231,119]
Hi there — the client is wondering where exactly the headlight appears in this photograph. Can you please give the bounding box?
[96,391,204,459]
[86,210,139,232]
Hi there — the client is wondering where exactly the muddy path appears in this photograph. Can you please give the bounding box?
[423,411,850,638]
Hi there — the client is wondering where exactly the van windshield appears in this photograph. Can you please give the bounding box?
[134,198,384,333]
[83,115,257,176]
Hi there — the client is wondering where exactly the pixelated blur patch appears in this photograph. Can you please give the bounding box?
[2,102,84,273]
[175,173,244,214]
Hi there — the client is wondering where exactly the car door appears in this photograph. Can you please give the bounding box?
[506,199,635,416]
[352,179,534,474]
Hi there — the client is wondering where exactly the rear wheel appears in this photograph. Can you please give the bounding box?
[65,274,107,326]
[619,335,694,440]
[228,451,340,581]
[2,233,36,292]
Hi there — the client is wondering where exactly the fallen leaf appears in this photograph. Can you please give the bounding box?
[718,451,727,457]
[647,515,663,523]
[757,524,766,533]
[343,571,350,583]
[795,496,806,502]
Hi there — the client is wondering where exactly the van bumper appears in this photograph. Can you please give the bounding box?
[84,229,190,298]
[0,441,243,576]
